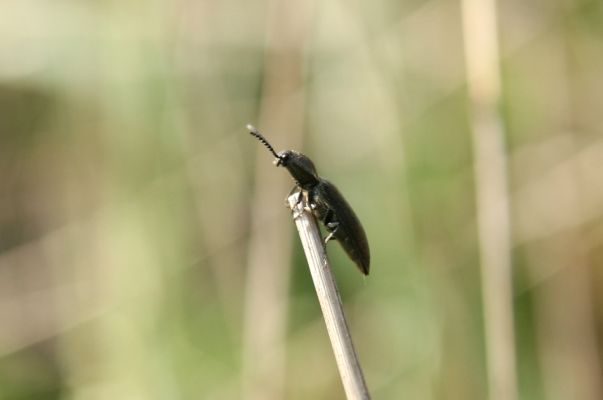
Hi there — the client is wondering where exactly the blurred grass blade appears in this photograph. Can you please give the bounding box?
[461,0,518,399]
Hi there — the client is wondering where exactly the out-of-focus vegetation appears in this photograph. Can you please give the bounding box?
[1,0,602,399]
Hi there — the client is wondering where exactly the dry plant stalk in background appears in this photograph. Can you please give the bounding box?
[461,0,517,399]
[241,1,315,399]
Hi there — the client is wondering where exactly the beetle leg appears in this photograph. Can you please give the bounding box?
[306,189,317,212]
[295,188,304,206]
[323,209,339,244]
[324,222,339,243]
[286,185,304,206]
[286,186,305,218]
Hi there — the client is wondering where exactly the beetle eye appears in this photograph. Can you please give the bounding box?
[275,152,289,166]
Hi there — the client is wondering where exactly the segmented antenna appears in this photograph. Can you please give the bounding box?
[247,124,280,158]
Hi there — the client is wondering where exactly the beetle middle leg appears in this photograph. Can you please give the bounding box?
[322,209,340,244]
[324,222,340,243]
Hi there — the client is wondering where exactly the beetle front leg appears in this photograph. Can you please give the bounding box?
[286,185,304,206]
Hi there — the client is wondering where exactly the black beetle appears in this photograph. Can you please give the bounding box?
[247,124,370,275]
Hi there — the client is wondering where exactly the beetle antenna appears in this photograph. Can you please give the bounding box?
[247,124,280,159]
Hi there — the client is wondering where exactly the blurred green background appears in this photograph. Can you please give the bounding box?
[1,0,603,399]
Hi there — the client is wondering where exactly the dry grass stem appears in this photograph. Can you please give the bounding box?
[287,194,370,400]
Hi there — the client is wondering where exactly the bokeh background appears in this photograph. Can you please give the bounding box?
[1,0,603,399]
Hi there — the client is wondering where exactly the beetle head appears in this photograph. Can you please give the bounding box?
[247,124,319,189]
[276,150,319,189]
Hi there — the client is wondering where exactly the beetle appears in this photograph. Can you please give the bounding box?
[247,124,370,275]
